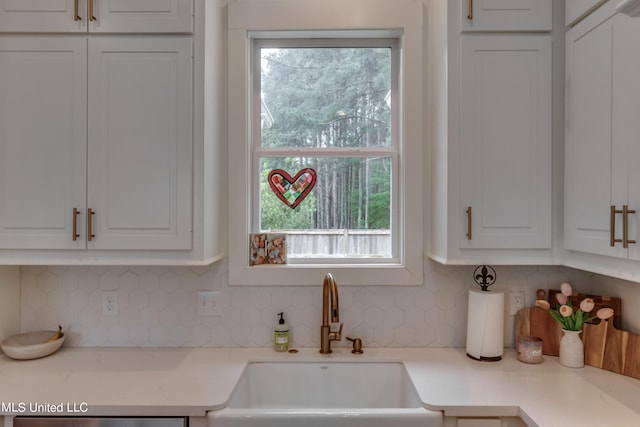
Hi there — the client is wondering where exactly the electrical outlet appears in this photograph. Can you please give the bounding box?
[197,291,222,316]
[509,291,525,316]
[102,291,118,316]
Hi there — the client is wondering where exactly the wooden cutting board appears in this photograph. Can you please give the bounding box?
[528,306,562,356]
[517,309,640,380]
[582,319,640,380]
[518,288,622,357]
[625,333,640,379]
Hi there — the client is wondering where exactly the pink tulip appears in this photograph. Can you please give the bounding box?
[579,298,595,313]
[559,305,573,317]
[535,300,550,310]
[560,282,573,297]
[556,293,567,306]
[597,307,614,320]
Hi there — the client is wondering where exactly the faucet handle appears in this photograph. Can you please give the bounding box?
[330,322,344,341]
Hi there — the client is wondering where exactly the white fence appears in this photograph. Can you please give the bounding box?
[281,230,391,257]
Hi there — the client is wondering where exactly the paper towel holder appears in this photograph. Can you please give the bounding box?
[473,265,496,291]
[467,265,503,362]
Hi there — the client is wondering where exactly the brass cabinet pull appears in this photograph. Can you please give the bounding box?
[87,208,95,241]
[74,0,81,21]
[611,205,623,247]
[72,208,80,241]
[89,0,96,21]
[623,205,636,248]
[466,206,472,240]
[467,0,473,19]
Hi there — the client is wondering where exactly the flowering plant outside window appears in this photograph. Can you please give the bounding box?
[535,282,614,331]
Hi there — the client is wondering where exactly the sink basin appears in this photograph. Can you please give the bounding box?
[208,361,442,427]
[228,361,421,408]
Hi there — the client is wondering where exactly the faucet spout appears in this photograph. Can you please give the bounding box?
[320,273,343,354]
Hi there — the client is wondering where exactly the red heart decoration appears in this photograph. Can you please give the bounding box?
[268,168,317,209]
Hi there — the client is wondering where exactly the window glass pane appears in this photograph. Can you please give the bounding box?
[259,156,392,258]
[260,47,392,149]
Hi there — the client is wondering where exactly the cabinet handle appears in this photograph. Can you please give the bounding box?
[610,205,623,247]
[466,206,472,240]
[623,205,636,248]
[87,208,95,241]
[72,208,80,241]
[74,0,81,21]
[467,0,473,20]
[89,0,96,21]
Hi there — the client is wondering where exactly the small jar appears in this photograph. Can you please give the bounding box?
[517,336,543,364]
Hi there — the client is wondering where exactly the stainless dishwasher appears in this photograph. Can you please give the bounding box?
[14,418,187,427]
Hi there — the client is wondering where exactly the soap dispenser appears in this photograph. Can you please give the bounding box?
[274,312,289,352]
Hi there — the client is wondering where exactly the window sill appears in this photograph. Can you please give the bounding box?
[228,262,423,286]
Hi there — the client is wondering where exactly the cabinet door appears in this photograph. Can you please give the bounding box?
[460,0,552,32]
[0,0,193,34]
[564,14,619,257]
[0,37,87,249]
[459,35,551,249]
[89,0,193,33]
[87,37,192,250]
[0,0,86,32]
[612,13,640,260]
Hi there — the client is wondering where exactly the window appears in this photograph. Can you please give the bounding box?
[228,0,424,286]
[254,39,398,261]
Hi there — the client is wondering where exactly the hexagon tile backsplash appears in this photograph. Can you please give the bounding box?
[19,260,639,348]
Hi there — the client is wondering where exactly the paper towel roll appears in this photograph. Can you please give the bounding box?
[466,288,504,361]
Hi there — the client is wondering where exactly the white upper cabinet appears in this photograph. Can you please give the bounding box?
[0,37,193,252]
[459,35,552,249]
[429,0,556,265]
[564,10,615,257]
[87,38,193,250]
[0,0,193,33]
[0,37,87,249]
[0,0,217,265]
[460,0,552,32]
[565,3,640,269]
[616,12,640,262]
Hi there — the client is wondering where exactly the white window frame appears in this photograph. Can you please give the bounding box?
[228,0,424,286]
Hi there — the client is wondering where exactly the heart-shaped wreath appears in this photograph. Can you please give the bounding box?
[268,168,317,209]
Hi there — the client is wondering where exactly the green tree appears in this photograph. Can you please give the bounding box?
[259,46,391,230]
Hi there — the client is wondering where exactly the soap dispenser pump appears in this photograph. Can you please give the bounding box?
[274,312,289,352]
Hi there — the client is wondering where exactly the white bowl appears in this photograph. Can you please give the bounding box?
[1,330,65,360]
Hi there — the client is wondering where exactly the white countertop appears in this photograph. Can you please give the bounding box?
[0,347,639,426]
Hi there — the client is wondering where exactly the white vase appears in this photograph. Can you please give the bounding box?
[559,329,584,368]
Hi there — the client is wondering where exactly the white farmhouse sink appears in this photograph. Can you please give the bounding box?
[208,361,442,427]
